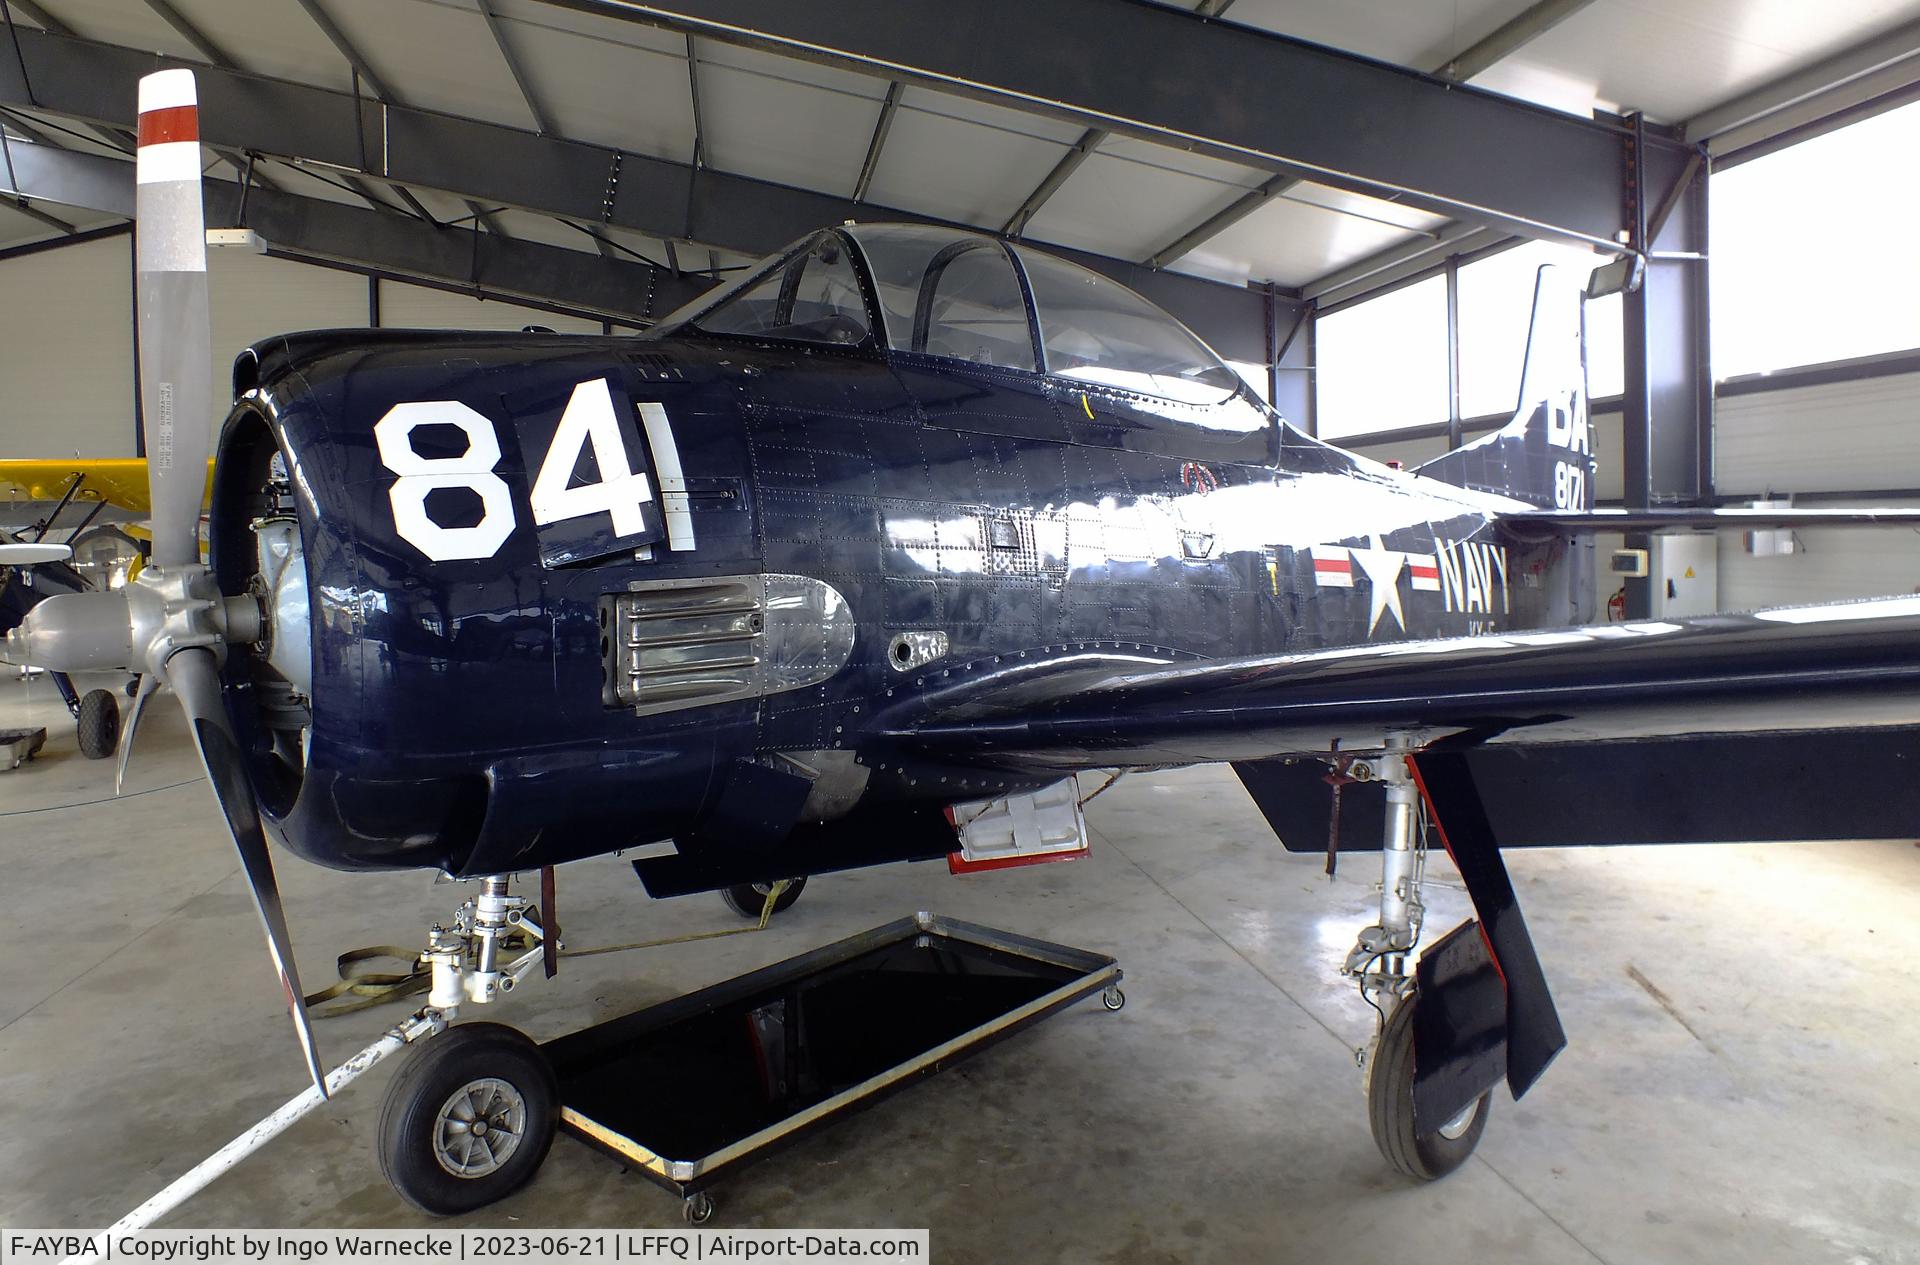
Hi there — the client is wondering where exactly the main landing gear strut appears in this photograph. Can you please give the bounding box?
[1341,735,1487,1178]
[1338,733,1566,1181]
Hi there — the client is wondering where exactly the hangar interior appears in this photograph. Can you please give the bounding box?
[2,1,1919,1261]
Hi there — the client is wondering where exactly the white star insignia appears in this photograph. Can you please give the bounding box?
[1348,533,1406,635]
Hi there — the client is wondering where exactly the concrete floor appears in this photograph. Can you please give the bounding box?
[1,672,1916,1265]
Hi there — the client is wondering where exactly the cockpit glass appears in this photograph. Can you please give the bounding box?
[1014,246,1242,405]
[678,235,871,346]
[850,225,1037,371]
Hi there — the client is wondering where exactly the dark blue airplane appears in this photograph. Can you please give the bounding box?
[12,69,1920,1220]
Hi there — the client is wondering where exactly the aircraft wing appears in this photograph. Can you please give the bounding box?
[1497,506,1920,539]
[0,458,215,517]
[872,596,1920,771]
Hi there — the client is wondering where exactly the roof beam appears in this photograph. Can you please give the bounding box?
[523,0,1669,248]
[1144,0,1597,270]
[142,0,237,66]
[851,80,899,203]
[290,0,397,104]
[0,24,1289,360]
[999,0,1243,236]
[1,140,711,321]
[1143,174,1292,269]
[3,192,77,234]
[1433,0,1597,82]
[466,198,508,237]
[1001,126,1103,238]
[1304,223,1502,309]
[1686,14,1920,154]
[476,0,555,135]
[2,0,66,33]
[684,34,706,169]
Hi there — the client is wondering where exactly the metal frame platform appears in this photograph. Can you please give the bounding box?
[544,912,1122,1201]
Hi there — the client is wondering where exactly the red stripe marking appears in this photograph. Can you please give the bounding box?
[1410,564,1439,579]
[947,847,1088,875]
[138,104,198,147]
[1313,557,1351,574]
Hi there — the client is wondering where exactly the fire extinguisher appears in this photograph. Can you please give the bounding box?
[1606,586,1627,622]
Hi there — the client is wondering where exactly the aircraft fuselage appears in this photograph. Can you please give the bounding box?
[213,329,1579,889]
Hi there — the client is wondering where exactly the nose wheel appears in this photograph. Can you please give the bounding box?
[378,1022,559,1215]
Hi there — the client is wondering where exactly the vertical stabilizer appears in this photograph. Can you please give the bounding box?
[1413,266,1593,510]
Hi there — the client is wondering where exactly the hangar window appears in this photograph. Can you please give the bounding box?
[851,225,1038,370]
[674,234,872,346]
[1015,246,1243,404]
[1315,275,1450,440]
[1712,98,1920,376]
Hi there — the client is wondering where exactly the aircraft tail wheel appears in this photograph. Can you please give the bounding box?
[1367,992,1490,1181]
[76,689,120,760]
[683,1191,716,1224]
[377,1022,558,1215]
[719,876,807,919]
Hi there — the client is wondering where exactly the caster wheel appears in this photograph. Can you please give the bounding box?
[76,688,120,760]
[1101,986,1126,1012]
[378,1023,559,1215]
[1367,992,1489,1181]
[720,876,807,919]
[683,1192,716,1225]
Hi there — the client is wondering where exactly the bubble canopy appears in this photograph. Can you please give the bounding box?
[656,223,1248,407]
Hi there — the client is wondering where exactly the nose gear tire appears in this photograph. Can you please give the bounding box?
[377,1022,559,1215]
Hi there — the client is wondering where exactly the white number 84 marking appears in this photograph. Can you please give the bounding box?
[373,379,657,562]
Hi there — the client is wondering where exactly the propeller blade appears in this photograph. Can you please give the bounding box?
[135,69,215,571]
[168,647,328,1099]
[115,674,156,796]
[0,543,72,565]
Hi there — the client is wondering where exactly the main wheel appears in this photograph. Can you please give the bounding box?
[719,876,807,919]
[76,689,120,760]
[1367,992,1490,1181]
[378,1023,559,1215]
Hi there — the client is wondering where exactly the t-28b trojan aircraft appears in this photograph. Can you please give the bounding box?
[10,69,1920,1222]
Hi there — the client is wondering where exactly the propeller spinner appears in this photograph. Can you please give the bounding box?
[0,70,327,1098]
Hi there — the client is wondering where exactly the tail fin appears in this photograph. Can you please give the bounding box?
[1414,265,1593,510]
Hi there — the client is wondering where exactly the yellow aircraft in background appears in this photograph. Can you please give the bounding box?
[0,457,216,535]
[0,459,212,760]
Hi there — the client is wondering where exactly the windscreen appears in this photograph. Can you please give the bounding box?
[668,234,871,347]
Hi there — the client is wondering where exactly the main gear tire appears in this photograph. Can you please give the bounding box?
[1367,992,1490,1181]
